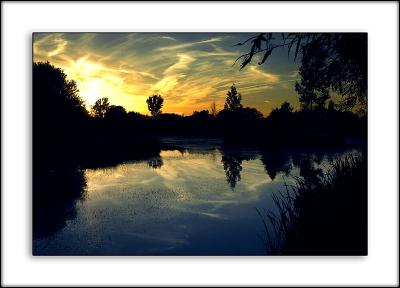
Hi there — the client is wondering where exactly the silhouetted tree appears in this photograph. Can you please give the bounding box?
[33,61,87,120]
[295,40,331,111]
[278,102,294,114]
[191,110,211,119]
[265,102,295,144]
[91,97,110,118]
[105,105,127,121]
[239,107,264,120]
[146,94,164,117]
[224,84,243,111]
[210,101,218,117]
[268,102,294,121]
[236,33,367,113]
[33,61,88,169]
[217,105,264,142]
[127,111,149,122]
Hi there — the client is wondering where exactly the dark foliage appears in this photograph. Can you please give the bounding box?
[263,102,367,148]
[258,155,367,255]
[33,62,366,172]
[224,84,243,111]
[236,33,367,113]
[33,62,162,169]
[33,62,366,173]
[33,61,89,170]
[147,94,164,117]
[91,97,110,118]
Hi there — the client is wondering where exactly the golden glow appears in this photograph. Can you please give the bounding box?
[33,33,301,115]
[61,57,148,112]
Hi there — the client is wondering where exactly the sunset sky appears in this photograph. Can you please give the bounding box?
[33,33,302,116]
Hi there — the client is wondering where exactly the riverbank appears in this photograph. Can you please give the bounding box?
[258,154,367,255]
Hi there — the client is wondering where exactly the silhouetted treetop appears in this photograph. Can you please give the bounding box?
[105,105,127,121]
[91,97,110,118]
[33,61,90,170]
[235,33,367,113]
[295,39,331,111]
[224,84,243,111]
[33,61,366,160]
[191,110,211,119]
[147,95,164,117]
[270,102,293,116]
[210,102,218,117]
[33,61,87,117]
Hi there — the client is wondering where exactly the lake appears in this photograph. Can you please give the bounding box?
[33,138,362,255]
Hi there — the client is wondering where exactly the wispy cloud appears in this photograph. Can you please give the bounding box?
[156,37,224,52]
[33,33,300,116]
[164,53,195,75]
[160,36,176,41]
[247,66,280,83]
[47,38,68,57]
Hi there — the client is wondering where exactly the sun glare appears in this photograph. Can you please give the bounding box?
[80,79,101,105]
[60,57,148,113]
[33,33,301,116]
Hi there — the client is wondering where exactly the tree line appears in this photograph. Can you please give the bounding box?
[235,33,367,114]
[33,61,366,170]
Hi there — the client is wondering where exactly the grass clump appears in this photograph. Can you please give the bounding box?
[258,155,367,255]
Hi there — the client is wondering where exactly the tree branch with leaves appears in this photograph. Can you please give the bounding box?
[235,33,367,114]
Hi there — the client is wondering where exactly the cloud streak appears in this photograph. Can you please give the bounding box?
[33,33,300,115]
[156,37,224,52]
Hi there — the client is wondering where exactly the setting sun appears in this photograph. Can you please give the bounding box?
[33,33,302,116]
[60,57,149,113]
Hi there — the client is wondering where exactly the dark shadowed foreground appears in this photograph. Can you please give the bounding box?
[257,155,367,255]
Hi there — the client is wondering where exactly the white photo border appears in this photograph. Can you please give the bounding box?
[2,1,399,286]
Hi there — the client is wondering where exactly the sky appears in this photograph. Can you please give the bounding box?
[33,33,302,116]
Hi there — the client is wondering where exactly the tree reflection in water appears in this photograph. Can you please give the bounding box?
[260,150,292,181]
[221,155,243,189]
[33,168,87,240]
[220,149,258,190]
[147,156,164,169]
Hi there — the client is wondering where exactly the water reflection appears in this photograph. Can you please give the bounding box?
[221,155,242,189]
[33,169,87,240]
[260,150,292,180]
[147,156,164,169]
[221,149,258,189]
[33,142,362,255]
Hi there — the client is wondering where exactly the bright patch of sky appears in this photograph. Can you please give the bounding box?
[33,33,302,116]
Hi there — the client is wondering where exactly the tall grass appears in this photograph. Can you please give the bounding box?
[258,155,367,255]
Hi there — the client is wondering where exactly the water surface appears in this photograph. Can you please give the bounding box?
[33,139,361,255]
